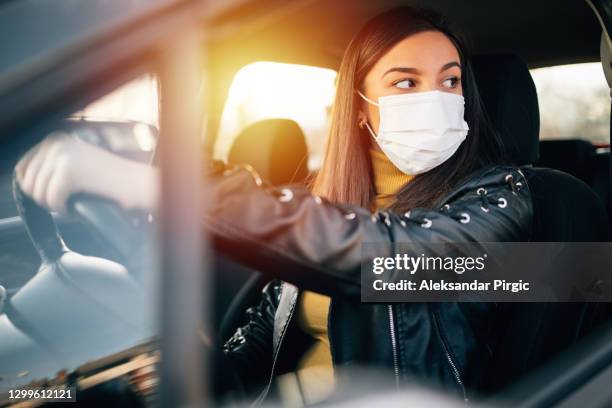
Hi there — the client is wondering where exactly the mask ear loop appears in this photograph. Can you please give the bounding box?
[362,121,377,139]
[356,90,379,139]
[356,90,380,106]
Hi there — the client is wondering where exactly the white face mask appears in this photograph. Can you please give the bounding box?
[358,90,469,175]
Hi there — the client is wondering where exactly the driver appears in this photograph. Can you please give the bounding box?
[16,6,533,406]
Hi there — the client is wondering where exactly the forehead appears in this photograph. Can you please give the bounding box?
[368,30,460,77]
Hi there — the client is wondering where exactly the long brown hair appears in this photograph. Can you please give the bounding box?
[311,6,503,212]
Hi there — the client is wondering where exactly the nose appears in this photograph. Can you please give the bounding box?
[424,77,444,92]
[417,77,439,93]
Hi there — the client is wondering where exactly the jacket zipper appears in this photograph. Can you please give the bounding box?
[382,212,401,389]
[432,311,468,402]
[387,304,400,389]
[253,286,298,407]
[444,349,467,402]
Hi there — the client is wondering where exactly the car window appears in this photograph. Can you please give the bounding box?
[74,73,159,128]
[530,62,610,144]
[215,61,337,171]
[0,74,159,220]
[0,73,160,390]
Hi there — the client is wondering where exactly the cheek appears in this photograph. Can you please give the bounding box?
[367,103,381,131]
[446,84,463,96]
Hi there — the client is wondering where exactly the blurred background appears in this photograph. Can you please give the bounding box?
[77,61,610,172]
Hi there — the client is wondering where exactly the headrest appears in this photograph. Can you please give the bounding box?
[471,54,540,165]
[538,139,596,183]
[228,118,309,186]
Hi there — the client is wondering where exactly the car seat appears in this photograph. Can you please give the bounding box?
[538,139,596,185]
[472,54,611,393]
[537,138,610,216]
[216,119,309,338]
[228,118,309,185]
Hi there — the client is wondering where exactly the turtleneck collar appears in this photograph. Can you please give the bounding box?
[370,148,413,210]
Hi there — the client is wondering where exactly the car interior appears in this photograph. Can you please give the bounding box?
[0,0,611,406]
[206,0,612,404]
[215,51,612,396]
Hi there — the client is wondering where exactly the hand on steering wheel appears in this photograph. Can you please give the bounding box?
[14,132,158,273]
[15,131,159,215]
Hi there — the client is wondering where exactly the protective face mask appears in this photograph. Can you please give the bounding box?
[358,90,469,175]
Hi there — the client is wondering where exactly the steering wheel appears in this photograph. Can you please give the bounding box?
[12,177,151,273]
[11,179,248,399]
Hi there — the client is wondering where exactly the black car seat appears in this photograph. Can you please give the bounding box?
[216,119,309,338]
[228,118,309,185]
[538,139,596,184]
[472,54,611,393]
[538,139,610,215]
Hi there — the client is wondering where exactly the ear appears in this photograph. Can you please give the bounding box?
[357,110,367,128]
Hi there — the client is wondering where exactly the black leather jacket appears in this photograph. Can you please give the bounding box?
[204,163,533,402]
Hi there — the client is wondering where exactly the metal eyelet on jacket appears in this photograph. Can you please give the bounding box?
[344,212,356,220]
[459,213,471,224]
[278,188,293,202]
[404,211,411,219]
[421,218,432,228]
[476,186,497,213]
[383,212,392,227]
[477,189,487,210]
[441,204,451,212]
[498,197,508,208]
[505,172,523,195]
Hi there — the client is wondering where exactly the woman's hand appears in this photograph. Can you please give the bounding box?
[15,132,159,214]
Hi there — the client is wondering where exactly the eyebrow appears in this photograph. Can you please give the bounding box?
[381,61,462,78]
[440,61,461,72]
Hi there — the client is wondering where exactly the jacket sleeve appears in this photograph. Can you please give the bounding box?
[222,280,281,387]
[203,163,533,299]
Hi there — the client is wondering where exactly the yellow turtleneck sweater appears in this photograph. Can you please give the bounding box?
[292,148,412,405]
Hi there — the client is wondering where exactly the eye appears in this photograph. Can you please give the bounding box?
[442,76,460,89]
[393,79,416,89]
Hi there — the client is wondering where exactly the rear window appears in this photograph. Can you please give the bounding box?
[215,61,337,170]
[530,62,610,144]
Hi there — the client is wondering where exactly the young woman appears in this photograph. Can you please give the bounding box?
[16,6,532,405]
